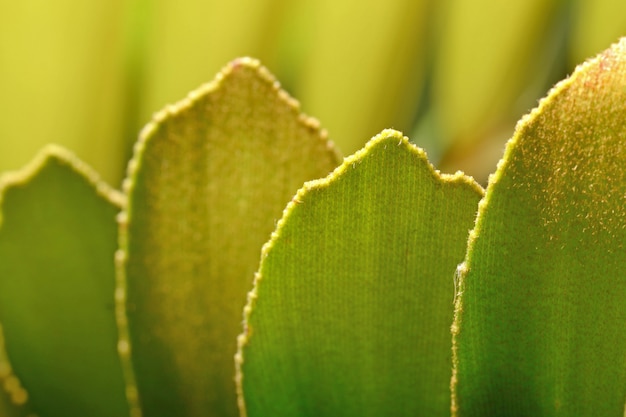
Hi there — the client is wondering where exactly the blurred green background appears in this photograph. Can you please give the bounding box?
[1,0,624,186]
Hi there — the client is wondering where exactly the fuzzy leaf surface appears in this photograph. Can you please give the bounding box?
[452,38,626,416]
[238,130,483,417]
[118,58,341,417]
[0,147,128,417]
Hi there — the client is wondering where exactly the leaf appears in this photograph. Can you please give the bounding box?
[138,0,284,128]
[452,38,626,416]
[237,129,483,417]
[0,147,128,417]
[117,58,341,417]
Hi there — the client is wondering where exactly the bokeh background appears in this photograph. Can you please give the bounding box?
[1,0,624,186]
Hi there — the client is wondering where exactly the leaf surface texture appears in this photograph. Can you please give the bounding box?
[0,147,128,417]
[452,38,626,416]
[238,129,483,417]
[118,58,340,417]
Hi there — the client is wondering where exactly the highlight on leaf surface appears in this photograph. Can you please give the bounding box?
[237,129,483,417]
[117,57,341,417]
[452,38,626,416]
[0,146,128,417]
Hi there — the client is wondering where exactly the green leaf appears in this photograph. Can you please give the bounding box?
[117,58,341,417]
[452,38,626,415]
[0,147,128,417]
[237,130,483,417]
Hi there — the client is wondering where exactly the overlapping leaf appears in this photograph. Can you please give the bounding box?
[0,147,128,417]
[238,130,483,417]
[452,38,626,416]
[117,58,341,417]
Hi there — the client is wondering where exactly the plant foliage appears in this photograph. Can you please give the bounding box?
[0,38,625,417]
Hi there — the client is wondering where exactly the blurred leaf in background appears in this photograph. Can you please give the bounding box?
[1,0,625,185]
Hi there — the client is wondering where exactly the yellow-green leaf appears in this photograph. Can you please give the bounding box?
[237,130,483,417]
[0,147,128,417]
[452,38,626,416]
[139,0,284,128]
[117,58,341,417]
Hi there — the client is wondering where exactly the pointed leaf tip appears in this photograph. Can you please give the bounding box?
[118,59,341,417]
[238,129,482,417]
[0,145,124,212]
[453,38,626,416]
